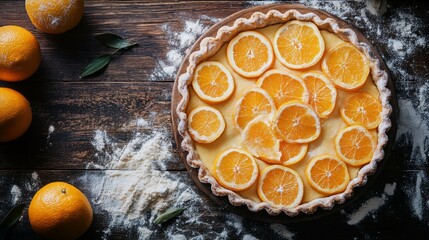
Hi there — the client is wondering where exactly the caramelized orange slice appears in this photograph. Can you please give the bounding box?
[213,148,259,191]
[301,71,337,118]
[227,31,274,78]
[242,117,281,163]
[192,61,235,103]
[280,141,308,166]
[335,125,376,166]
[257,69,309,108]
[234,88,275,132]
[258,165,304,208]
[274,20,325,69]
[275,102,321,143]
[188,106,225,143]
[340,92,382,129]
[305,155,350,194]
[322,43,370,91]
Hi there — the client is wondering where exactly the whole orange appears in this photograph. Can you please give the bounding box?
[0,26,41,82]
[0,88,32,142]
[28,182,93,240]
[25,0,84,34]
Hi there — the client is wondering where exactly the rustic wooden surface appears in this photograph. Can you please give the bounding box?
[0,0,428,239]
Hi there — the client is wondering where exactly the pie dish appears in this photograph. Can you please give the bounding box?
[175,8,392,216]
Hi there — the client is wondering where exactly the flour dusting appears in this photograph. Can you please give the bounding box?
[270,223,295,239]
[346,182,396,225]
[10,185,22,205]
[150,16,220,81]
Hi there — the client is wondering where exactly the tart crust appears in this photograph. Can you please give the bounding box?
[176,9,392,216]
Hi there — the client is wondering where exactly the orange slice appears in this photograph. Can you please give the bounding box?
[188,106,225,143]
[335,125,376,166]
[322,43,370,91]
[242,117,281,163]
[257,165,304,208]
[280,141,308,166]
[192,61,235,103]
[257,69,309,108]
[213,148,259,191]
[340,92,382,129]
[275,102,321,143]
[234,88,275,132]
[301,71,337,118]
[305,155,350,194]
[273,20,325,69]
[227,31,274,78]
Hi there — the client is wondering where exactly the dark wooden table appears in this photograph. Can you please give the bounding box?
[1,1,428,239]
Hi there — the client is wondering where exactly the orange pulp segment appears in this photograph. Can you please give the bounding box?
[305,155,350,194]
[257,165,304,208]
[213,148,259,191]
[275,102,321,143]
[335,125,376,166]
[340,92,382,129]
[322,43,370,91]
[192,61,235,103]
[234,88,275,132]
[227,31,274,78]
[242,117,281,163]
[301,71,337,118]
[188,106,225,143]
[280,141,308,166]
[257,69,309,108]
[273,20,325,69]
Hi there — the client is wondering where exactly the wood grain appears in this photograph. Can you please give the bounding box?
[0,0,428,239]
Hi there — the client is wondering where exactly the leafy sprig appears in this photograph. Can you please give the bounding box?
[80,33,138,78]
[0,203,25,231]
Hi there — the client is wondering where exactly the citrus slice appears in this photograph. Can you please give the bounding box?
[257,69,309,108]
[305,155,350,194]
[234,88,275,132]
[335,125,376,166]
[322,43,370,91]
[213,148,259,191]
[275,102,321,143]
[257,165,304,208]
[280,141,308,166]
[192,61,235,103]
[242,117,281,163]
[227,31,274,78]
[188,106,225,143]
[301,71,337,118]
[340,92,382,129]
[273,20,325,69]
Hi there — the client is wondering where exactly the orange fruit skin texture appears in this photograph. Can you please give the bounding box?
[0,88,32,142]
[25,0,84,34]
[0,25,41,82]
[29,182,93,240]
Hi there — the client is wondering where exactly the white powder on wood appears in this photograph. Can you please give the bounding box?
[346,182,396,225]
[10,185,21,205]
[270,223,295,239]
[410,171,424,220]
[242,234,259,240]
[150,16,220,81]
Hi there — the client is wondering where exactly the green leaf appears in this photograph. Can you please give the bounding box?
[80,54,111,78]
[95,33,137,49]
[0,203,25,231]
[153,207,186,225]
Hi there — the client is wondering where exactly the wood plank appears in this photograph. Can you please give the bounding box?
[0,170,428,239]
[0,1,249,83]
[0,82,185,170]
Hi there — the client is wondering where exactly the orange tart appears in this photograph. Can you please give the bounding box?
[176,8,392,216]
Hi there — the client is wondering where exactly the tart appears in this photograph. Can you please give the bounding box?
[176,8,392,216]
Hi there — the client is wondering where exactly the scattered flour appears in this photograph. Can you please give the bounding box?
[46,125,55,147]
[150,16,220,81]
[83,118,256,239]
[346,182,397,225]
[10,185,22,205]
[407,171,426,221]
[270,223,295,239]
[242,234,259,240]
